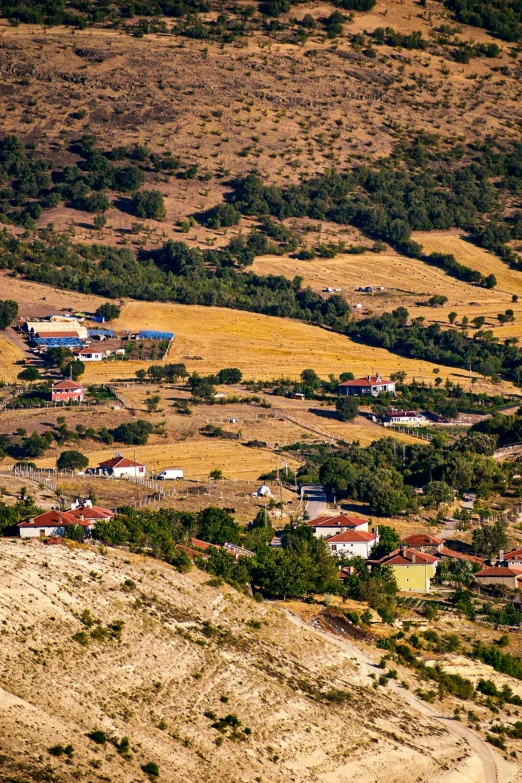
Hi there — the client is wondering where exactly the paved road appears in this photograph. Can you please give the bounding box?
[301,483,326,520]
[283,609,504,783]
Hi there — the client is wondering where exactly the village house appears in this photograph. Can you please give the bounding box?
[97,454,147,478]
[474,566,522,590]
[338,374,396,397]
[308,514,369,539]
[436,547,485,567]
[75,346,103,362]
[325,529,379,559]
[51,379,85,403]
[383,410,429,427]
[18,509,93,539]
[401,533,443,554]
[368,547,438,593]
[68,499,114,523]
[503,547,522,571]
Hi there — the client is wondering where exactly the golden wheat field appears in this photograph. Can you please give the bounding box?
[0,336,24,384]
[34,440,301,481]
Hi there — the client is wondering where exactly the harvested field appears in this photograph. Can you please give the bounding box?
[34,440,301,481]
[0,336,24,384]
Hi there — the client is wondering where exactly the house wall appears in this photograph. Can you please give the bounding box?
[475,575,518,589]
[314,526,351,539]
[328,538,378,558]
[113,466,146,478]
[52,391,84,402]
[391,563,436,593]
[20,525,62,539]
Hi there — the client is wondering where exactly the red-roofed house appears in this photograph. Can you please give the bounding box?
[504,547,522,572]
[51,379,85,403]
[475,566,522,590]
[326,529,379,558]
[68,500,114,523]
[338,374,395,397]
[75,347,103,362]
[368,547,438,593]
[18,509,93,538]
[401,533,443,554]
[309,514,369,538]
[98,454,147,478]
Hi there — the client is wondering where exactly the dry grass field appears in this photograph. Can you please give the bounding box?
[34,439,301,481]
[0,336,24,384]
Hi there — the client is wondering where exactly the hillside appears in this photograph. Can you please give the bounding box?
[0,538,511,783]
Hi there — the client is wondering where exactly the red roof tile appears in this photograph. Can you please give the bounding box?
[438,547,484,565]
[37,331,81,339]
[505,547,522,561]
[68,505,114,520]
[18,509,91,528]
[402,534,443,547]
[52,380,84,391]
[475,566,519,578]
[190,538,218,551]
[99,456,145,469]
[339,375,392,387]
[371,547,437,566]
[326,530,377,543]
[310,514,368,529]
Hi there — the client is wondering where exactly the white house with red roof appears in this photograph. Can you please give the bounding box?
[98,453,147,478]
[338,374,395,397]
[18,509,93,539]
[504,547,522,571]
[383,409,429,427]
[75,346,103,362]
[325,529,379,559]
[51,379,85,403]
[308,514,369,538]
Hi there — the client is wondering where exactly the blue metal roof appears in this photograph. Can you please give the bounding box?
[33,337,83,348]
[88,329,115,338]
[138,330,174,340]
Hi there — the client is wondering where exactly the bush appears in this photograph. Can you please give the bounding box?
[18,367,39,381]
[141,762,159,777]
[133,190,166,220]
[111,420,153,445]
[336,396,359,421]
[217,367,242,384]
[204,203,241,228]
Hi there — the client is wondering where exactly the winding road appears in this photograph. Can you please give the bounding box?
[283,608,508,783]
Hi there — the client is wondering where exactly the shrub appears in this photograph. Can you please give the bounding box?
[96,302,121,321]
[87,730,108,744]
[0,299,18,329]
[133,190,166,220]
[204,203,241,228]
[141,761,159,777]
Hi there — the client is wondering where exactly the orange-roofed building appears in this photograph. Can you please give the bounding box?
[401,533,443,554]
[308,514,369,538]
[325,528,379,559]
[18,509,93,539]
[338,374,395,397]
[98,453,147,478]
[368,547,438,593]
[475,566,522,590]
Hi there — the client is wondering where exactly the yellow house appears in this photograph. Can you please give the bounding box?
[369,547,438,593]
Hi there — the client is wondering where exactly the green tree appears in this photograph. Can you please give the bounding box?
[96,302,121,321]
[132,190,166,220]
[18,367,39,382]
[57,450,89,471]
[198,507,241,545]
[63,360,85,381]
[0,299,18,330]
[319,457,357,491]
[371,525,400,559]
[217,368,242,384]
[251,546,309,600]
[64,523,86,541]
[336,396,359,421]
[448,311,457,324]
[472,315,486,329]
[146,395,161,412]
[472,519,508,558]
[300,368,321,388]
[423,480,453,509]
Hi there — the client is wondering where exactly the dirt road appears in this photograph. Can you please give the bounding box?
[283,609,513,783]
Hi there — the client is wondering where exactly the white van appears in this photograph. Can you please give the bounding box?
[157,468,184,480]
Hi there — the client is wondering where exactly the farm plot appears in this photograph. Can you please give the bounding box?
[0,336,25,384]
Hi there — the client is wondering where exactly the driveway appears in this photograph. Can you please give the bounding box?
[301,483,326,520]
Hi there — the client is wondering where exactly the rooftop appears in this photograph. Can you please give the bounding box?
[99,456,145,469]
[338,375,392,387]
[475,566,520,578]
[326,530,377,543]
[402,533,443,547]
[309,514,368,529]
